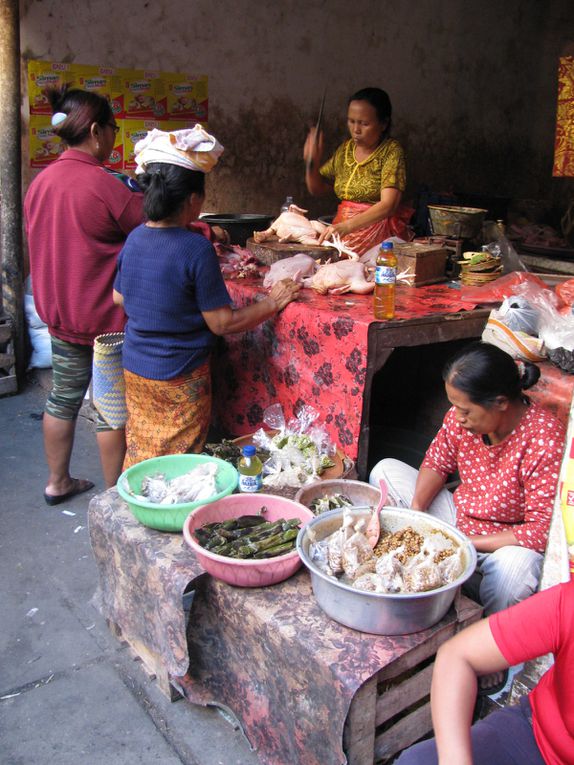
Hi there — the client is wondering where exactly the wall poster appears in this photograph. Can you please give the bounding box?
[27,60,208,172]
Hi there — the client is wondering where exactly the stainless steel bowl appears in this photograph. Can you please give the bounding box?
[296,506,477,635]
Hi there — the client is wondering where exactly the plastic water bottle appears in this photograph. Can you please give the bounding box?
[280,196,294,214]
[373,241,397,320]
[237,445,263,493]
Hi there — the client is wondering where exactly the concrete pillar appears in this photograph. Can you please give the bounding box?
[0,0,24,388]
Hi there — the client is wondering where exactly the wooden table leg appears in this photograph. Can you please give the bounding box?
[344,675,378,765]
[106,618,182,702]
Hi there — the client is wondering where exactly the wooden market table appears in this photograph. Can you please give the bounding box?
[212,280,490,479]
[89,489,483,765]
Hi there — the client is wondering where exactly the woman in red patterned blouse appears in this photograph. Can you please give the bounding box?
[370,341,566,615]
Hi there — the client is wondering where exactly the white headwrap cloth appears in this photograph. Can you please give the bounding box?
[134,125,224,175]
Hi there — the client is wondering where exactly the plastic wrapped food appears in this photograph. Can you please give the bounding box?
[311,507,463,593]
[252,404,337,489]
[132,463,218,505]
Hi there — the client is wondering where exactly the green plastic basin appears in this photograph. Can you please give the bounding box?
[117,453,239,532]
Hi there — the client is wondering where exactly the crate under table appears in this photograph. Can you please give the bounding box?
[89,489,482,765]
[0,314,17,395]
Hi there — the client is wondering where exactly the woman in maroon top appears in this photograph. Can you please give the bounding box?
[24,86,143,503]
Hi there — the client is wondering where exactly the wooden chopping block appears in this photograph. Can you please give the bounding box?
[246,237,338,265]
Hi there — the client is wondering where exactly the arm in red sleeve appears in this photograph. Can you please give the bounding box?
[489,583,574,752]
[490,582,562,664]
[115,191,144,236]
[188,221,217,242]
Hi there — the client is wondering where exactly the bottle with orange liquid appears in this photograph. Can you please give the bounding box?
[373,241,397,320]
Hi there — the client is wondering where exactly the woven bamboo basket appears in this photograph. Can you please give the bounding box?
[92,332,127,429]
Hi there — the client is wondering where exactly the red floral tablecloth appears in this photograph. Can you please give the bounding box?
[212,279,477,460]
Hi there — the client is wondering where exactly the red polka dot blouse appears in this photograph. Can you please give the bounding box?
[421,403,566,552]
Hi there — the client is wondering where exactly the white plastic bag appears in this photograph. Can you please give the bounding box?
[497,296,540,335]
[482,317,546,362]
[513,281,574,352]
[24,278,52,369]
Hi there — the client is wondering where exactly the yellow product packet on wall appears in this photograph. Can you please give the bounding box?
[103,122,124,171]
[75,64,124,119]
[165,73,208,122]
[123,70,166,120]
[29,115,65,167]
[28,60,75,115]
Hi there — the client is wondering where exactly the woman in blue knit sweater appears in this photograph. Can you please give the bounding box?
[113,127,299,467]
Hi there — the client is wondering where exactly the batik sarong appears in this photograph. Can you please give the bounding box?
[123,361,211,469]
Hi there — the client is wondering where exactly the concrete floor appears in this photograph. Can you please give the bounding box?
[0,375,260,765]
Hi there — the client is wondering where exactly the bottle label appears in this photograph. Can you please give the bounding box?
[375,265,396,285]
[238,473,263,493]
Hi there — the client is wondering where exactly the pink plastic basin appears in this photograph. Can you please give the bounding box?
[183,493,313,587]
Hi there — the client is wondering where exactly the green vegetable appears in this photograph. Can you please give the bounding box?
[203,439,242,463]
[319,454,335,470]
[194,515,302,560]
[205,533,227,550]
[203,440,269,465]
[254,541,297,558]
[309,493,353,515]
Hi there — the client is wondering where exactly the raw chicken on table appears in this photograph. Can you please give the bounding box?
[262,253,317,288]
[304,260,375,295]
[253,204,328,246]
[261,253,374,295]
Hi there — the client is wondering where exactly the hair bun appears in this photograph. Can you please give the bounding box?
[519,361,541,390]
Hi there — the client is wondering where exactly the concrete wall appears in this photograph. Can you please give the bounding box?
[20,0,574,219]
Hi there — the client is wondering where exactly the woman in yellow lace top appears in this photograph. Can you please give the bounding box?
[304,87,412,255]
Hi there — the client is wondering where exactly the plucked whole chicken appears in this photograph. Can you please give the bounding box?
[262,253,317,288]
[253,204,327,245]
[303,260,375,295]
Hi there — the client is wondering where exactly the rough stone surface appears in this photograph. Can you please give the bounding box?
[18,0,574,215]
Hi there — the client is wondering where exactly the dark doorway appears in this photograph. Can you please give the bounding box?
[366,339,473,475]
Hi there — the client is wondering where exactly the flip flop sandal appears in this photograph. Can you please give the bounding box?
[477,668,509,697]
[43,480,95,506]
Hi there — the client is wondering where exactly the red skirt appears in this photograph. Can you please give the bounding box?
[333,200,413,256]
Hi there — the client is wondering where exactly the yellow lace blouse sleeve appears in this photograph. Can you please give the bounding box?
[319,150,337,182]
[379,139,406,192]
